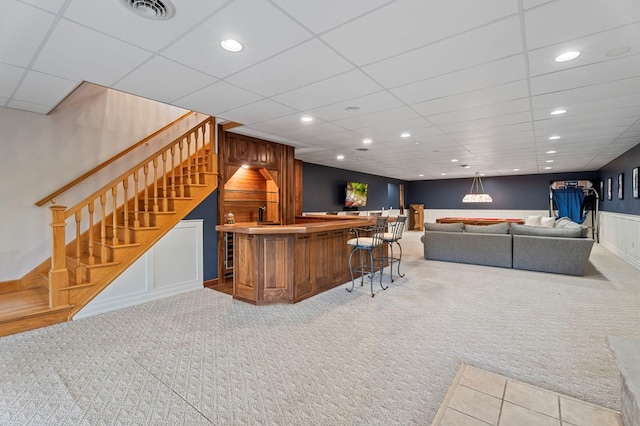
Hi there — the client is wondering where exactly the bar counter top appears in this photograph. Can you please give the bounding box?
[215,217,373,234]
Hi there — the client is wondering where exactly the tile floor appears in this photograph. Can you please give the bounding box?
[432,364,622,426]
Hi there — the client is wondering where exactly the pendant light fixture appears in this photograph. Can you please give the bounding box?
[462,172,493,203]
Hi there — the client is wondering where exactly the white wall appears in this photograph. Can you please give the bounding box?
[74,220,203,320]
[599,212,640,271]
[0,84,188,280]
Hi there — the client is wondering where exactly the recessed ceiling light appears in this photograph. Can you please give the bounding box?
[513,168,520,172]
[345,106,360,112]
[606,46,631,57]
[546,160,554,163]
[362,138,372,144]
[461,164,471,169]
[547,150,557,154]
[120,0,176,20]
[545,166,553,170]
[555,51,581,62]
[550,108,567,116]
[419,174,424,177]
[336,154,344,160]
[480,173,486,176]
[441,173,447,176]
[221,39,243,52]
[400,132,411,138]
[548,135,561,140]
[451,159,459,163]
[414,141,421,145]
[301,116,313,122]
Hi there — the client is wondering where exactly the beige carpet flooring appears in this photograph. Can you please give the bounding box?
[1,231,639,425]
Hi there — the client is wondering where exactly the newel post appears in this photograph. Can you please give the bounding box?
[49,205,70,307]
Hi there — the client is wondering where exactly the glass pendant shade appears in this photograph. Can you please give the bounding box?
[462,172,493,203]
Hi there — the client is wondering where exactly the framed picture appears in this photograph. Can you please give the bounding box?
[633,167,639,199]
[618,173,624,200]
[600,180,604,200]
[607,177,612,200]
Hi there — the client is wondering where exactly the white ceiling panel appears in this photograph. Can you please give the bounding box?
[161,0,312,78]
[12,71,78,109]
[392,55,527,105]
[1,2,55,67]
[114,57,217,104]
[174,81,262,116]
[322,0,517,66]
[220,99,296,125]
[226,39,353,97]
[272,70,382,111]
[32,20,151,87]
[525,0,640,50]
[271,0,393,34]
[6,0,640,179]
[364,16,523,88]
[0,63,25,99]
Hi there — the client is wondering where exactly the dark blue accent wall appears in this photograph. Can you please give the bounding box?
[406,171,600,210]
[184,189,218,281]
[598,142,640,215]
[303,163,406,212]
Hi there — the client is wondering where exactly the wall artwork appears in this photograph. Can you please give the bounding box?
[633,167,639,199]
[618,173,624,200]
[607,177,612,201]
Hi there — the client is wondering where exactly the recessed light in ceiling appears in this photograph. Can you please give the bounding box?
[606,46,631,57]
[460,164,471,169]
[550,108,567,116]
[362,138,372,144]
[480,173,486,176]
[441,173,447,176]
[345,106,360,112]
[555,51,581,62]
[301,116,313,122]
[451,159,459,163]
[336,154,344,160]
[546,160,554,163]
[548,135,561,140]
[120,0,175,20]
[513,168,520,172]
[419,174,424,177]
[221,39,243,52]
[400,132,411,138]
[547,150,557,154]
[414,141,421,145]
[545,166,553,170]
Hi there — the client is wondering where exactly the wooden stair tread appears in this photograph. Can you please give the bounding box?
[0,288,74,322]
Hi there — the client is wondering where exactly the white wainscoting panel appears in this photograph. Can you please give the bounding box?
[74,220,204,320]
[599,212,640,271]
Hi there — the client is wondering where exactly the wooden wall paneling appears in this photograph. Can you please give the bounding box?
[260,235,292,302]
[294,160,303,217]
[234,234,257,303]
[311,232,331,291]
[293,235,312,301]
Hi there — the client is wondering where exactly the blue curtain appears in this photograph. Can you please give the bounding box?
[553,188,585,223]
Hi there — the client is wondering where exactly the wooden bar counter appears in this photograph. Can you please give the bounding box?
[216,216,376,305]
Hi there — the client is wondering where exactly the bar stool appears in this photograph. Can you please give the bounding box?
[346,217,388,297]
[380,216,406,282]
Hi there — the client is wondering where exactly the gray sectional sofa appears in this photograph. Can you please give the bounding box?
[420,221,595,276]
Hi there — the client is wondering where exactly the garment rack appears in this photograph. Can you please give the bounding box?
[549,180,599,242]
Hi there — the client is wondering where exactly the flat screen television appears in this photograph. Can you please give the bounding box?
[345,181,368,207]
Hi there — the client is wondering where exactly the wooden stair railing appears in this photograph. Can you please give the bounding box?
[45,116,218,316]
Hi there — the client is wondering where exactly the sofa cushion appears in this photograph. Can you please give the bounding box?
[509,223,583,238]
[464,222,511,234]
[424,222,464,232]
[540,216,555,228]
[525,215,542,226]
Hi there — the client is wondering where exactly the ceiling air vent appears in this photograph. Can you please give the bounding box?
[120,0,176,20]
[355,148,369,152]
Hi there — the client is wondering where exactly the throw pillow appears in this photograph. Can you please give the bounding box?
[540,216,555,228]
[510,223,583,238]
[524,215,542,226]
[424,222,464,232]
[464,222,511,234]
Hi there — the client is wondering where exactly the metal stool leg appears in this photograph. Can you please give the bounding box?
[395,241,405,278]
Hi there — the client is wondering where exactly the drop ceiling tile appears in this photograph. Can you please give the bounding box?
[531,55,640,96]
[439,111,531,133]
[114,56,218,104]
[276,122,346,140]
[229,127,270,139]
[532,77,640,110]
[322,0,517,66]
[392,55,527,105]
[12,70,78,107]
[247,114,317,134]
[20,0,66,13]
[428,99,531,126]
[32,19,151,86]
[162,0,312,78]
[0,63,25,98]
[525,0,640,50]
[220,99,296,125]
[272,70,382,111]
[522,0,554,9]
[307,91,404,122]
[1,2,55,67]
[535,116,637,131]
[271,0,393,34]
[364,16,523,88]
[533,104,640,124]
[226,39,354,97]
[527,23,640,77]
[448,122,533,140]
[7,99,51,114]
[174,81,262,117]
[333,106,421,131]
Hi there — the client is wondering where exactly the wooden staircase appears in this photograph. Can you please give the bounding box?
[0,114,218,337]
